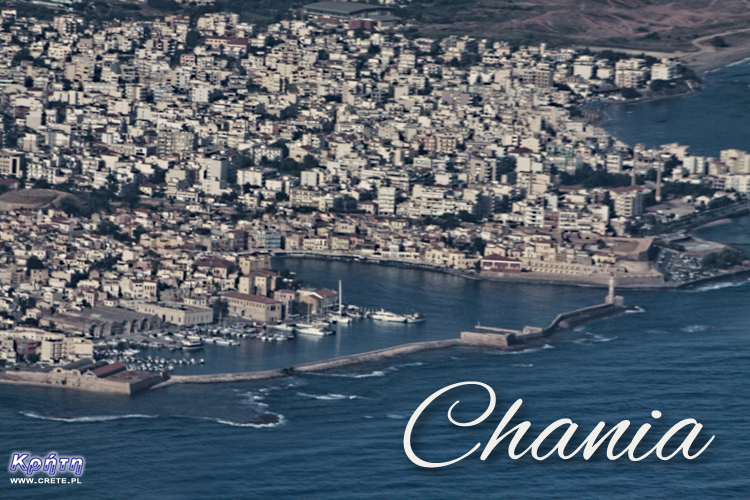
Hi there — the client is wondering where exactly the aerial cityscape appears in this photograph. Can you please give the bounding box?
[0,1,748,499]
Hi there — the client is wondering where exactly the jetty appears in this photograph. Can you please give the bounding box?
[461,275,628,347]
[154,278,630,389]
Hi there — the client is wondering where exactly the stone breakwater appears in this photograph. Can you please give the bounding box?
[158,340,462,387]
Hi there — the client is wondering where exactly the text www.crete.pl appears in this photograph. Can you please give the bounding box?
[10,477,81,485]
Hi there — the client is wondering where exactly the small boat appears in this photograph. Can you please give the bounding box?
[406,312,426,324]
[187,335,202,342]
[371,310,407,323]
[296,326,334,336]
[215,339,232,346]
[273,324,295,332]
[182,339,203,351]
[330,314,352,325]
[347,309,366,319]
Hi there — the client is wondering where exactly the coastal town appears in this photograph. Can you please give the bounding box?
[0,3,748,387]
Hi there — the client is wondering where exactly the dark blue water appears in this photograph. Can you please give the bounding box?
[2,247,750,498]
[603,60,750,157]
[693,215,750,257]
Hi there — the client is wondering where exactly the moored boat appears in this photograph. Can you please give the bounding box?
[182,339,203,351]
[296,326,334,336]
[371,310,407,323]
[406,312,426,324]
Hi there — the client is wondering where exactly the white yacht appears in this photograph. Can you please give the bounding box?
[182,339,203,351]
[296,326,334,336]
[215,339,232,346]
[371,310,407,323]
[273,324,295,333]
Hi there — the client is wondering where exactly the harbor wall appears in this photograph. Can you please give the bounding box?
[460,331,512,347]
[0,370,166,395]
[543,303,625,335]
[166,340,462,385]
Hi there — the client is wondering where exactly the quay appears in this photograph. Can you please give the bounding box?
[155,278,629,389]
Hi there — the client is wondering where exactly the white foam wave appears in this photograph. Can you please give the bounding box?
[322,370,386,379]
[21,412,156,423]
[510,363,534,368]
[209,413,286,428]
[297,392,358,401]
[491,343,554,355]
[690,281,747,293]
[681,325,714,333]
[386,414,405,419]
[625,306,646,314]
[394,362,425,368]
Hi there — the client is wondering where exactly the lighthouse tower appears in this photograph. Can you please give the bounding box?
[605,274,624,306]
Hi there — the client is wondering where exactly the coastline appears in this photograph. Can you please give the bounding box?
[273,251,750,290]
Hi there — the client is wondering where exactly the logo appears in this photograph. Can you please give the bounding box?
[9,453,84,477]
[404,382,715,467]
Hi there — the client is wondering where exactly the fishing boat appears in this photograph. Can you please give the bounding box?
[371,310,407,323]
[406,312,427,324]
[273,324,296,333]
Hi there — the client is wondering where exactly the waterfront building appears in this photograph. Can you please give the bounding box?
[480,255,523,274]
[126,302,214,326]
[223,292,282,323]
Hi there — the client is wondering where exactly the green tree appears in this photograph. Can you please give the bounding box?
[186,30,201,48]
[212,299,229,323]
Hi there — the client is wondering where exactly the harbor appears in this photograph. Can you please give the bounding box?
[154,279,630,388]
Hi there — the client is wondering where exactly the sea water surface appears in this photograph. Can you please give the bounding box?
[1,230,750,498]
[603,59,750,156]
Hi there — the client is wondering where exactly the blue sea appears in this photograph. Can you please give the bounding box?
[603,59,750,157]
[2,244,750,498]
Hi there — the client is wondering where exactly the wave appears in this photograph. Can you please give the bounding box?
[689,281,748,293]
[21,412,156,423]
[296,392,358,401]
[681,325,715,333]
[491,343,555,355]
[386,414,405,419]
[316,370,387,379]
[625,306,646,314]
[510,363,534,368]
[394,362,425,368]
[207,413,285,428]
